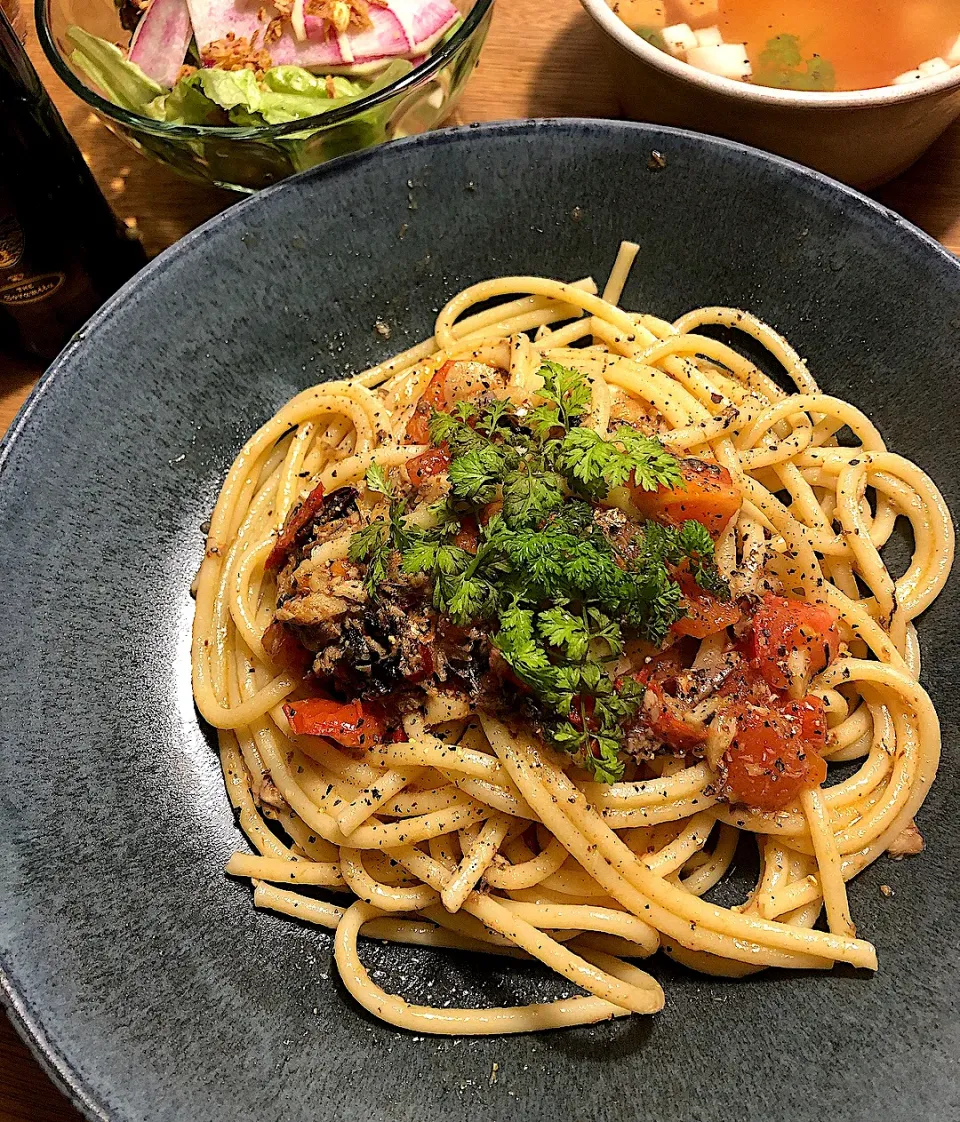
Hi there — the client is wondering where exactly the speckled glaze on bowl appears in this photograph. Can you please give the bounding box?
[579,0,960,189]
[0,121,958,1122]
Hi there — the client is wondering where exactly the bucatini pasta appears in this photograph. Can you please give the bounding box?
[192,242,952,1034]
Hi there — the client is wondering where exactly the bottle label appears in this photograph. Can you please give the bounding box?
[0,272,66,305]
[0,212,25,269]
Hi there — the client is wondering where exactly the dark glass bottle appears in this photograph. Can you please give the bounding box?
[0,1,145,363]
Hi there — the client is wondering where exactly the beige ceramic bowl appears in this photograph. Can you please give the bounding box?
[580,0,960,188]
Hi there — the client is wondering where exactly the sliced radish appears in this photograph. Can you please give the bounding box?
[661,22,696,56]
[686,42,751,80]
[948,33,960,66]
[384,0,459,53]
[918,56,950,78]
[693,25,722,48]
[305,4,408,60]
[128,0,192,88]
[185,0,458,73]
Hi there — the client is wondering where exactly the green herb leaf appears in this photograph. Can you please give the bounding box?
[441,572,497,625]
[582,734,625,783]
[537,606,592,661]
[453,400,478,422]
[475,397,514,435]
[639,519,730,602]
[676,519,714,557]
[525,402,563,440]
[448,445,508,504]
[348,521,387,564]
[501,465,565,527]
[427,408,485,457]
[493,607,559,689]
[546,721,584,753]
[585,607,624,656]
[425,497,464,533]
[555,426,682,496]
[348,521,391,594]
[365,462,393,498]
[536,361,592,430]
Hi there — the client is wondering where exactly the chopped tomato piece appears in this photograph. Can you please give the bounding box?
[404,361,453,444]
[453,518,480,554]
[721,700,827,812]
[568,695,598,732]
[628,644,689,685]
[640,679,708,753]
[283,698,386,748]
[779,696,828,750]
[671,573,741,639]
[403,643,435,684]
[748,594,841,693]
[632,457,741,537]
[479,499,503,526]
[405,445,451,487]
[262,621,311,677]
[717,657,778,709]
[265,482,325,572]
[489,647,531,695]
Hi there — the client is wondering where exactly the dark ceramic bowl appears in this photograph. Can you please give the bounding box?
[0,121,958,1122]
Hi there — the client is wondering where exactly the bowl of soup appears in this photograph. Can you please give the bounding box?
[579,0,960,187]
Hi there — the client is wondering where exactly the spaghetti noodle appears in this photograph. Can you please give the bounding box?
[191,243,953,1034]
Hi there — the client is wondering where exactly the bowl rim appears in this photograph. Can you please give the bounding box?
[35,0,494,139]
[579,0,960,108]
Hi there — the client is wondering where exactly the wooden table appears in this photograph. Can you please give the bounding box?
[2,0,960,1115]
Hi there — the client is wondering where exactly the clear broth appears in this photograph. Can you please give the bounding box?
[611,0,960,91]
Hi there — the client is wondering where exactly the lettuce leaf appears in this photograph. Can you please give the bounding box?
[66,25,420,182]
[168,60,391,127]
[67,26,164,114]
[149,77,225,124]
[67,26,415,136]
[259,67,363,124]
[266,60,408,127]
[192,66,264,110]
[263,66,361,98]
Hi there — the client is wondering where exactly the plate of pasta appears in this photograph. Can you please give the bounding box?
[0,121,957,1122]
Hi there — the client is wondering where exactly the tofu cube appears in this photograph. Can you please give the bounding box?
[917,56,950,78]
[662,22,697,55]
[694,25,723,47]
[686,42,752,80]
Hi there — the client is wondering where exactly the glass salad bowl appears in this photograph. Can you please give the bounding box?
[36,0,494,192]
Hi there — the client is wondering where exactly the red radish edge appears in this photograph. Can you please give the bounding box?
[129,0,193,88]
[185,0,458,74]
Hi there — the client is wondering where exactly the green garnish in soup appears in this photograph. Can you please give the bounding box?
[753,34,836,92]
